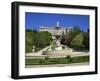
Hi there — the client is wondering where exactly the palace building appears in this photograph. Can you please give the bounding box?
[39,21,72,36]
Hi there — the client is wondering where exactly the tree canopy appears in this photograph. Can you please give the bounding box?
[34,31,52,51]
[60,26,89,51]
[71,33,84,50]
[25,30,52,53]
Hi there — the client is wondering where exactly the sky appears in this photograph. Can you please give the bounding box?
[25,12,89,32]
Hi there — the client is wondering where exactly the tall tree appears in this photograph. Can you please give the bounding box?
[61,26,81,47]
[34,31,52,51]
[83,31,89,50]
[71,33,84,50]
[25,30,34,53]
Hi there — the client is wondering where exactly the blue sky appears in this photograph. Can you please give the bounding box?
[25,12,89,32]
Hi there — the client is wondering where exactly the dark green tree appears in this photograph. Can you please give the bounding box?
[83,31,89,50]
[25,30,34,53]
[34,31,52,51]
[71,33,84,50]
[60,26,81,47]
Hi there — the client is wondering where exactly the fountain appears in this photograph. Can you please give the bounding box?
[51,21,63,50]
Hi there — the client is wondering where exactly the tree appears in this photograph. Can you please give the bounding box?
[25,30,34,53]
[45,56,49,60]
[71,33,84,50]
[25,29,52,52]
[60,31,67,45]
[34,31,52,51]
[65,55,72,63]
[60,26,81,47]
[83,32,89,50]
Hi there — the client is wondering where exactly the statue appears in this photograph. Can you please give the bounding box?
[57,21,60,27]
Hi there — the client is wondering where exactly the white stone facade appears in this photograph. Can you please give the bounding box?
[39,22,72,36]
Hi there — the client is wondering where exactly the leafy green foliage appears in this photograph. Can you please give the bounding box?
[61,26,81,46]
[65,55,71,59]
[51,41,56,50]
[65,55,72,63]
[60,26,89,51]
[62,45,65,49]
[71,33,84,50]
[25,30,52,53]
[45,56,49,60]
[25,30,33,53]
[83,32,89,50]
[34,31,52,52]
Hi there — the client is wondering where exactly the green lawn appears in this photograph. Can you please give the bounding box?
[25,56,89,65]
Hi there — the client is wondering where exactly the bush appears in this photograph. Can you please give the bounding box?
[39,60,44,64]
[42,51,48,55]
[51,45,55,50]
[62,45,65,49]
[34,31,52,51]
[25,30,34,53]
[71,33,84,50]
[65,55,71,59]
[45,56,49,60]
[65,55,72,63]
